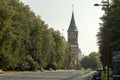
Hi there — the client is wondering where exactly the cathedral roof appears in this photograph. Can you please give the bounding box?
[68,11,78,32]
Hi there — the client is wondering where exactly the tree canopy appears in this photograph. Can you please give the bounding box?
[80,52,101,70]
[97,0,120,70]
[0,0,71,71]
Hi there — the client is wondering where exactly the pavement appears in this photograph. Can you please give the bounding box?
[0,70,95,80]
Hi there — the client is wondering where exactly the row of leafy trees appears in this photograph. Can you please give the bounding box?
[97,0,120,71]
[0,0,71,71]
[80,52,101,70]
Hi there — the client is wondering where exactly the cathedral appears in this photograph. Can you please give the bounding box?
[67,11,80,70]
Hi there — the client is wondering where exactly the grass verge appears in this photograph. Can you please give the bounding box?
[101,70,113,80]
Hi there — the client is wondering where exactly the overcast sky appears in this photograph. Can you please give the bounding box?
[20,0,104,55]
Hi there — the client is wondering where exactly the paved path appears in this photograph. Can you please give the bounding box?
[0,70,95,80]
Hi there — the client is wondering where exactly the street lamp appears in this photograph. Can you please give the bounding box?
[94,0,109,7]
[94,0,110,80]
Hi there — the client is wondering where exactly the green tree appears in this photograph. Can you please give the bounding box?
[0,0,17,70]
[0,0,71,71]
[97,0,120,70]
[80,52,101,70]
[80,56,91,70]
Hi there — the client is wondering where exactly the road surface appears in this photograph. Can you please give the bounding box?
[0,70,95,80]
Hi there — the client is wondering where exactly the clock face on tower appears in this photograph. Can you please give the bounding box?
[70,32,77,39]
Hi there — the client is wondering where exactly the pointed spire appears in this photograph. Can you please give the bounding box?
[72,4,74,12]
[68,5,78,31]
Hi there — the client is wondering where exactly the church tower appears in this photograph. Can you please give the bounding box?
[67,10,79,69]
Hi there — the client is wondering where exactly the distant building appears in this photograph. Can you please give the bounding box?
[67,11,80,70]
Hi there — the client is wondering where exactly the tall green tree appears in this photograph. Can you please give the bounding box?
[0,0,71,71]
[0,0,17,70]
[97,0,120,70]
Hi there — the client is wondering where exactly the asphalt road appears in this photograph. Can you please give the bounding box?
[0,70,95,80]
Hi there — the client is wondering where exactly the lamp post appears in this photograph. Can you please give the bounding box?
[94,0,109,7]
[94,0,110,80]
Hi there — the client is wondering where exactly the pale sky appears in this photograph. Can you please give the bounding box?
[20,0,104,55]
